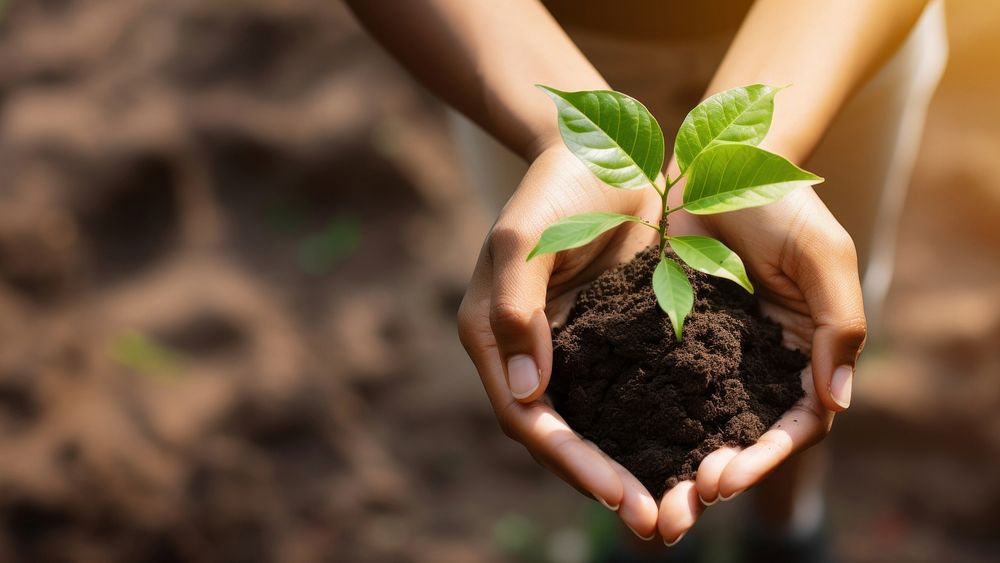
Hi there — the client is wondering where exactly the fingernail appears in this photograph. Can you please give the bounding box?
[664,532,686,547]
[719,489,742,502]
[830,365,854,409]
[699,495,718,507]
[597,496,620,512]
[507,355,540,399]
[624,522,654,541]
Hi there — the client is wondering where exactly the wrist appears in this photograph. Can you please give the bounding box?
[759,128,817,166]
[523,128,565,162]
[701,186,819,235]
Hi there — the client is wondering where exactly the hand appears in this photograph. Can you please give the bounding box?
[458,144,666,539]
[457,146,867,544]
[657,185,867,542]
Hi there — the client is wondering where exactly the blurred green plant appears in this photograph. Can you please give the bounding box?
[545,526,589,563]
[491,503,624,563]
[264,198,309,234]
[492,512,544,561]
[296,215,362,275]
[580,502,618,562]
[110,330,184,380]
[531,84,823,340]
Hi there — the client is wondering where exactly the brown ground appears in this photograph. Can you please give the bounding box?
[0,1,997,562]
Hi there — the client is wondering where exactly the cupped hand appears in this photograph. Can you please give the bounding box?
[457,145,867,544]
[657,185,868,543]
[457,144,665,539]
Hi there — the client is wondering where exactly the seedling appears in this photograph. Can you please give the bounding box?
[110,330,184,380]
[528,85,823,340]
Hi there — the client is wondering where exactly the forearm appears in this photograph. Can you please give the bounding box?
[346,0,608,160]
[701,0,930,165]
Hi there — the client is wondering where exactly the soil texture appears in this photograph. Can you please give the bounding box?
[549,247,807,498]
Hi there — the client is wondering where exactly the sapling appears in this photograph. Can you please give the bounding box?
[528,85,823,340]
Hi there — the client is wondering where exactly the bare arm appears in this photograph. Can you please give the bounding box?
[350,0,929,177]
[704,0,930,163]
[345,0,607,160]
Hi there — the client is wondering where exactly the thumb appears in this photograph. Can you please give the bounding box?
[488,227,554,403]
[800,233,868,412]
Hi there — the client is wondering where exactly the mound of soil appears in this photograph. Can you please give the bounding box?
[549,246,807,498]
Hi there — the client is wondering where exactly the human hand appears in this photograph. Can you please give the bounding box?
[656,185,867,543]
[458,145,866,544]
[458,144,666,540]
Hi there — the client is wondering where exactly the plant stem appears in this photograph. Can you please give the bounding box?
[658,186,669,254]
[657,174,682,254]
[637,218,661,233]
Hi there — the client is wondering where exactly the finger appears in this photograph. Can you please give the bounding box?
[505,401,624,510]
[587,443,659,540]
[460,271,624,510]
[717,404,832,500]
[658,481,704,547]
[531,411,602,501]
[797,227,868,412]
[694,446,741,505]
[488,225,555,403]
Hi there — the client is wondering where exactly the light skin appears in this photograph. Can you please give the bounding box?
[348,0,928,544]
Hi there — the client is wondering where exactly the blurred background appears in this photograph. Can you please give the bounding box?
[0,0,997,562]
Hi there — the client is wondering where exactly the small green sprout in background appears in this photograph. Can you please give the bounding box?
[264,197,310,234]
[110,330,184,380]
[529,84,823,340]
[490,504,617,563]
[491,512,544,560]
[296,215,362,275]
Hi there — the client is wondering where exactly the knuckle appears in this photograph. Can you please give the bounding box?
[799,225,857,266]
[813,430,830,446]
[489,299,532,332]
[487,224,531,260]
[496,402,521,440]
[837,317,869,350]
[497,416,516,440]
[456,295,474,333]
[456,294,489,353]
[832,230,859,263]
[456,314,474,354]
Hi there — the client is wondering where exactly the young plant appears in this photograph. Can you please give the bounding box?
[528,84,823,340]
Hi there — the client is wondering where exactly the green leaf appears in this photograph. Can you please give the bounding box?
[527,212,645,260]
[674,84,778,173]
[110,330,184,380]
[537,85,664,189]
[652,256,693,341]
[683,143,823,214]
[669,235,753,293]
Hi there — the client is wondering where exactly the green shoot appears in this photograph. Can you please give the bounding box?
[529,85,823,340]
[110,330,184,380]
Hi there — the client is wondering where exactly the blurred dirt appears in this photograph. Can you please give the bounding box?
[0,1,997,562]
[827,2,1000,558]
[0,1,506,561]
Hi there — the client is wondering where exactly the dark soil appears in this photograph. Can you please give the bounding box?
[549,246,807,498]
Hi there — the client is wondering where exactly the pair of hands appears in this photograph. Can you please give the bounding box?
[457,145,867,543]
